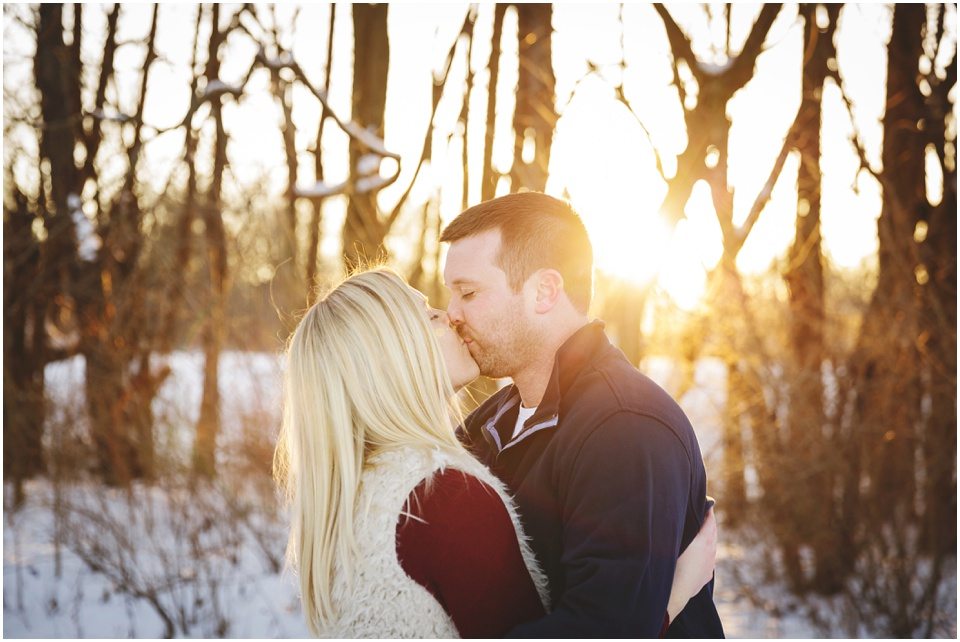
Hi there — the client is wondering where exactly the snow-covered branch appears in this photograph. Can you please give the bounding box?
[294,180,348,199]
[201,79,243,101]
[88,109,134,124]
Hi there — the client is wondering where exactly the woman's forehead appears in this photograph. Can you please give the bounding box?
[407,285,429,306]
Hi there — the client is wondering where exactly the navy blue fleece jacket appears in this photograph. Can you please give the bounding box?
[460,321,724,638]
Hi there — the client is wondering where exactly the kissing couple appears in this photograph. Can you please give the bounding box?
[276,193,725,638]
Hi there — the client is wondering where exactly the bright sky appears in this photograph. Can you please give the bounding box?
[4,3,954,310]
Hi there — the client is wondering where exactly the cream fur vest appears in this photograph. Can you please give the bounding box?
[323,446,550,638]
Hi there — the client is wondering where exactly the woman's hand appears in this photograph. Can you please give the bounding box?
[666,501,718,624]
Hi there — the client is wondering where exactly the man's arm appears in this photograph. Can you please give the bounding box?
[507,412,691,638]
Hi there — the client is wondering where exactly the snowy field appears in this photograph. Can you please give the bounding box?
[3,352,956,638]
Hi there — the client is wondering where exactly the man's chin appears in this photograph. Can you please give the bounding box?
[476,360,509,380]
[467,345,509,379]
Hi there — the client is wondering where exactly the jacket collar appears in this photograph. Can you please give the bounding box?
[483,320,610,453]
[536,319,609,421]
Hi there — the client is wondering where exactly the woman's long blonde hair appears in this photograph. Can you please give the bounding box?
[274,268,468,635]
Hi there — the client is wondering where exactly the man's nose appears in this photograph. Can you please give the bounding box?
[446,300,464,326]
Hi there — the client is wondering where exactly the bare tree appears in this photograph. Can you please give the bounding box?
[271,17,300,277]
[336,4,474,274]
[4,176,46,504]
[159,5,204,354]
[481,5,507,201]
[342,4,391,269]
[29,4,170,485]
[847,3,927,522]
[194,3,232,478]
[789,2,844,593]
[829,7,956,630]
[742,3,845,594]
[305,4,337,302]
[652,3,784,520]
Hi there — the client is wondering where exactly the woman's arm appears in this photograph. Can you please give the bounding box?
[666,502,718,624]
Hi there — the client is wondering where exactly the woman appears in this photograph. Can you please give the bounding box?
[274,268,716,638]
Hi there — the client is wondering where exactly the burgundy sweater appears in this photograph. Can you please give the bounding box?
[396,468,672,638]
[395,468,545,638]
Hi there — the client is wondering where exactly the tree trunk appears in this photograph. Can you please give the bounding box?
[306,4,337,302]
[3,187,47,502]
[460,10,476,210]
[851,3,926,521]
[482,5,507,201]
[702,88,746,525]
[651,5,783,525]
[510,3,555,193]
[343,3,390,270]
[919,171,957,555]
[277,73,299,272]
[195,4,229,478]
[161,5,204,353]
[714,259,751,524]
[786,3,842,593]
[35,4,80,264]
[80,4,161,485]
[272,63,304,316]
[918,6,957,557]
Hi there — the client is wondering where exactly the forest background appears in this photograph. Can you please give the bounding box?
[3,3,957,638]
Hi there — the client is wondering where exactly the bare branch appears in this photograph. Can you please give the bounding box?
[306,3,337,298]
[481,4,507,201]
[613,86,667,182]
[385,8,473,223]
[654,4,704,83]
[826,68,881,180]
[283,59,401,163]
[460,6,477,211]
[725,3,732,55]
[652,5,692,112]
[123,3,160,190]
[827,64,943,331]
[726,4,782,92]
[732,121,795,254]
[606,4,666,181]
[80,3,120,192]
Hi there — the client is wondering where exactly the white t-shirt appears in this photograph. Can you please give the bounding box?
[512,404,537,440]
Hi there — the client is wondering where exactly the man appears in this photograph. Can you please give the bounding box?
[441,192,724,638]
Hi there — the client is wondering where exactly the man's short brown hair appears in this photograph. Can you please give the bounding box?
[440,192,593,313]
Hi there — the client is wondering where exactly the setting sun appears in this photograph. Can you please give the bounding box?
[544,78,717,311]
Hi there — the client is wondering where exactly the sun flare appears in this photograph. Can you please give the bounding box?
[545,81,724,312]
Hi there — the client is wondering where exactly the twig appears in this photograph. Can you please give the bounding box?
[732,117,797,255]
[385,8,473,224]
[611,4,667,181]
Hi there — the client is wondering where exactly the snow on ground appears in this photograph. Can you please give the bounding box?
[4,479,309,638]
[6,352,306,638]
[4,352,956,638]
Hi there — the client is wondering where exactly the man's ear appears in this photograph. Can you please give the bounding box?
[533,269,564,314]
